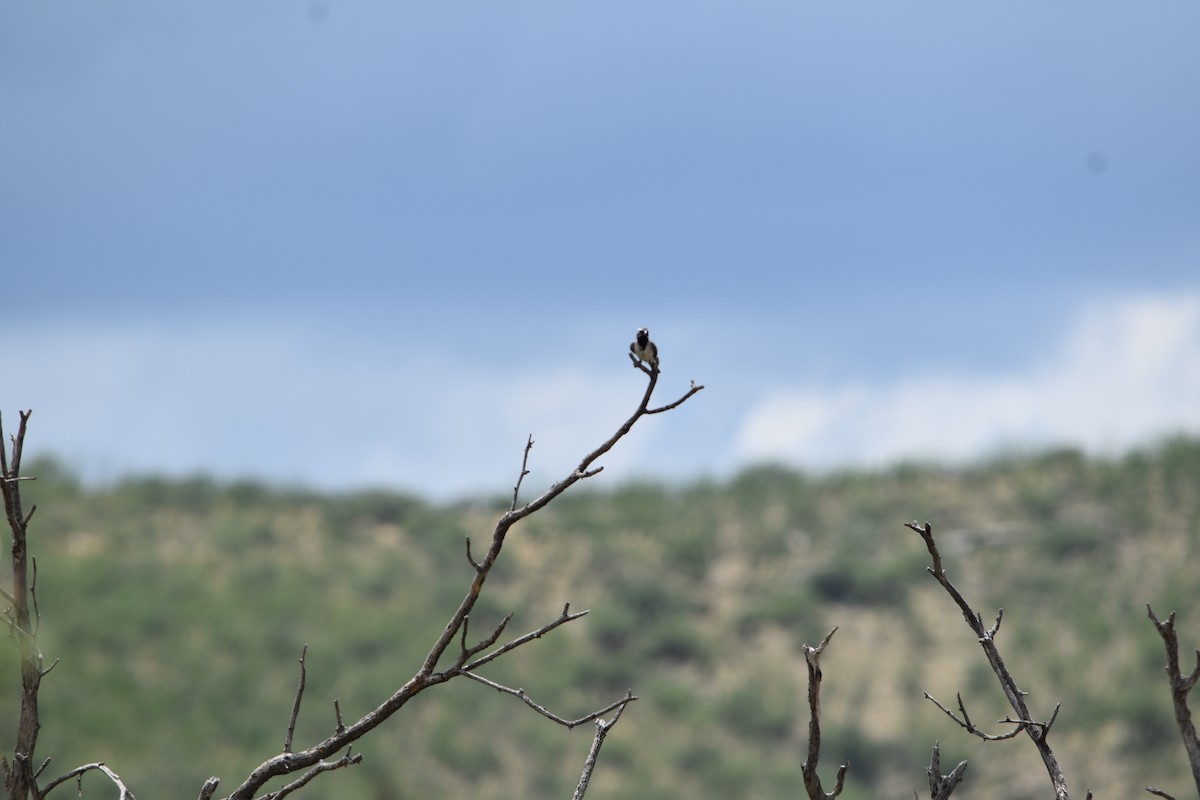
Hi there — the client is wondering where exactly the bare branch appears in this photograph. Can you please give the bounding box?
[908,521,1071,800]
[43,762,135,800]
[30,555,42,637]
[987,609,1003,639]
[923,692,1025,742]
[800,626,848,799]
[254,748,362,800]
[646,380,705,414]
[2,409,48,800]
[284,646,308,754]
[461,604,587,673]
[464,536,481,571]
[1147,604,1200,795]
[927,742,968,800]
[572,694,634,800]
[457,613,513,662]
[219,356,700,800]
[457,669,636,729]
[510,434,534,511]
[1145,787,1176,799]
[197,777,220,800]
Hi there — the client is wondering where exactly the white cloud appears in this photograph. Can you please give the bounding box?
[9,295,1198,499]
[735,294,1200,467]
[9,317,659,498]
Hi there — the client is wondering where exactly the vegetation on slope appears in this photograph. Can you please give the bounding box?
[2,437,1198,799]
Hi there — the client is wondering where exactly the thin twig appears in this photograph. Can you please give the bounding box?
[333,700,345,735]
[284,646,308,753]
[572,693,635,800]
[31,555,42,637]
[43,762,136,799]
[907,521,1071,800]
[510,435,534,511]
[457,669,636,729]
[923,692,1025,741]
[646,380,705,414]
[254,749,362,800]
[464,536,481,571]
[458,613,513,662]
[461,604,587,673]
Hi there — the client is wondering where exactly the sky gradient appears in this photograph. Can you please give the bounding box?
[3,2,1198,498]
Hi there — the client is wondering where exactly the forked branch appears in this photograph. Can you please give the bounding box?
[572,696,634,800]
[1146,605,1200,796]
[926,742,968,800]
[41,763,135,800]
[1,410,47,800]
[906,521,1073,800]
[214,359,702,800]
[800,627,848,800]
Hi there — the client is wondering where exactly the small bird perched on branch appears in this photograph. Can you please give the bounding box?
[630,327,659,370]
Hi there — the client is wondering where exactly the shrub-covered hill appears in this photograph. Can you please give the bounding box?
[2,437,1198,799]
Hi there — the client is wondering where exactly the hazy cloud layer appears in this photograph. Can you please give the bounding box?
[10,295,1196,498]
[736,295,1200,468]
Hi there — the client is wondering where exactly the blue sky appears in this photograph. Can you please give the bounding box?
[3,2,1198,498]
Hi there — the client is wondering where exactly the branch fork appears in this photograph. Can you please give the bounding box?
[800,627,848,799]
[211,355,702,800]
[907,521,1073,800]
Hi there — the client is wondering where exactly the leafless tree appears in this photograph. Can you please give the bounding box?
[905,521,1091,800]
[2,352,703,800]
[2,410,53,800]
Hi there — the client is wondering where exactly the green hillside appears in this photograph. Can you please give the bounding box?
[3,438,1199,799]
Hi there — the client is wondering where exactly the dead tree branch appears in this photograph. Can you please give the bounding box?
[283,646,307,754]
[459,603,587,673]
[253,749,362,800]
[572,695,634,800]
[922,692,1026,742]
[1,410,46,800]
[197,777,221,800]
[509,434,535,511]
[800,627,849,800]
[906,521,1074,800]
[926,742,968,800]
[41,763,135,800]
[213,361,702,800]
[458,671,636,729]
[1146,605,1200,796]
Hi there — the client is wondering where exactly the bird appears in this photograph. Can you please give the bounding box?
[630,327,659,370]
